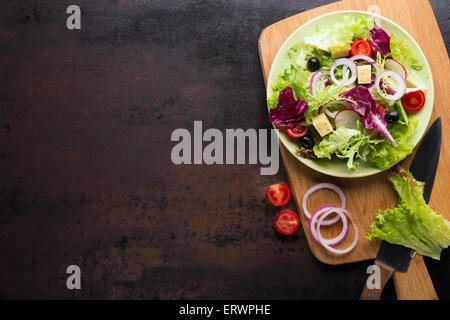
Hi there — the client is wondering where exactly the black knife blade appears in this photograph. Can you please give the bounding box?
[361,117,442,300]
[376,117,442,272]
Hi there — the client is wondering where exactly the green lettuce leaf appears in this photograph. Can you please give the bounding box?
[313,122,383,170]
[304,15,374,52]
[313,126,361,159]
[304,85,349,124]
[390,36,423,71]
[368,119,418,170]
[367,167,450,260]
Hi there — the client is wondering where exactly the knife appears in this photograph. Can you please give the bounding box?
[360,117,442,300]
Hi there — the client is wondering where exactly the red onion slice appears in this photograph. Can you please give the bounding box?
[350,54,381,77]
[330,59,357,87]
[302,183,346,226]
[350,54,376,64]
[375,70,407,101]
[309,206,349,246]
[316,207,359,255]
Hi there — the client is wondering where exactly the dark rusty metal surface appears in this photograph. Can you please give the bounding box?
[0,0,448,299]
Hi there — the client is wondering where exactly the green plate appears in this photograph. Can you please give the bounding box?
[267,10,434,178]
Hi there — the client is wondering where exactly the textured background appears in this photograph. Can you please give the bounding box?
[0,0,448,299]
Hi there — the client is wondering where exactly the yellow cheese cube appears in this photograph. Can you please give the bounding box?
[330,47,349,59]
[312,113,333,137]
[357,65,372,84]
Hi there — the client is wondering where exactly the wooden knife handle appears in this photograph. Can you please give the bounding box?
[360,261,394,300]
[393,254,438,300]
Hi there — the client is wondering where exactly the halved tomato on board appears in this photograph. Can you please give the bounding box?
[266,183,291,207]
[274,211,300,235]
[286,126,308,138]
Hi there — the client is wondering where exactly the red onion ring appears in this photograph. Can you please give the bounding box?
[350,54,376,64]
[330,58,357,87]
[309,206,349,246]
[302,183,346,225]
[350,54,381,77]
[316,207,359,255]
[375,70,406,101]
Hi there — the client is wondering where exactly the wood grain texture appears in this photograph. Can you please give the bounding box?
[393,255,438,300]
[258,0,449,299]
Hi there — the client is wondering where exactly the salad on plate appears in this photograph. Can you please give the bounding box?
[267,14,428,172]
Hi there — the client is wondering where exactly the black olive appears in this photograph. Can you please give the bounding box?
[299,135,314,149]
[307,57,321,72]
[384,110,400,123]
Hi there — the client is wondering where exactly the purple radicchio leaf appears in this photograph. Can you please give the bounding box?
[363,112,397,147]
[340,86,397,146]
[269,86,307,128]
[340,86,376,116]
[370,22,391,58]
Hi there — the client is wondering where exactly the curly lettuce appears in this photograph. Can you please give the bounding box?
[304,15,373,52]
[390,36,423,71]
[367,167,450,260]
[304,85,349,124]
[312,122,383,170]
[368,119,418,170]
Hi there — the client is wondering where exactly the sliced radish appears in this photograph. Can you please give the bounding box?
[385,58,407,80]
[310,71,330,97]
[334,109,361,129]
[323,100,351,118]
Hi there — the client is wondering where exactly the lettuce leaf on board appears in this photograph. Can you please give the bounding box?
[367,167,450,260]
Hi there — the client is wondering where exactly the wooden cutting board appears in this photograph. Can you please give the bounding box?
[258,0,449,298]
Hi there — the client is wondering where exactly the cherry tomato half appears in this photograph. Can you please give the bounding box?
[286,126,308,138]
[401,90,426,112]
[266,183,291,207]
[376,102,387,116]
[350,39,373,57]
[274,211,300,235]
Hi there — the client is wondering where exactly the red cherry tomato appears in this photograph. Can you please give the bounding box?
[274,211,300,235]
[376,102,387,116]
[350,39,373,57]
[266,184,291,207]
[401,90,426,111]
[286,126,308,138]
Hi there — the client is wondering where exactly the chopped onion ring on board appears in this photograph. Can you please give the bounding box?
[302,183,346,225]
[316,207,359,255]
[309,206,349,246]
